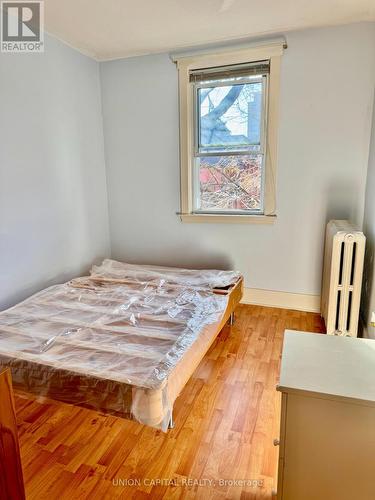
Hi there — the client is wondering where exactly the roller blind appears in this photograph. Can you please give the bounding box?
[189,60,270,83]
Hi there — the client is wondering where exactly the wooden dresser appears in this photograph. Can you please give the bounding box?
[276,330,375,500]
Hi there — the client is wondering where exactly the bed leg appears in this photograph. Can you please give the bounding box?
[168,414,174,430]
[229,312,235,326]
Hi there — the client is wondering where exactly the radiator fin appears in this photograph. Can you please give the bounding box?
[350,242,357,286]
[335,290,341,331]
[338,242,344,286]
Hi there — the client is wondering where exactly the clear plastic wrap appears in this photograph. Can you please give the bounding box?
[0,263,240,431]
[90,259,241,290]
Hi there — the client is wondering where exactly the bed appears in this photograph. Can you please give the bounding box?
[0,260,243,431]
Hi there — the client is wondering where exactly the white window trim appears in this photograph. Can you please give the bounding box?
[174,41,284,223]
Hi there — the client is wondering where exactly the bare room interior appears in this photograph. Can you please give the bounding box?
[1,1,375,499]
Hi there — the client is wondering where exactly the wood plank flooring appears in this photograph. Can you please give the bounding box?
[15,305,325,499]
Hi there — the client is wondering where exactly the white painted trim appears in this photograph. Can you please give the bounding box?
[176,43,283,220]
[171,37,286,62]
[180,214,276,224]
[173,41,285,68]
[241,287,321,313]
[264,54,281,215]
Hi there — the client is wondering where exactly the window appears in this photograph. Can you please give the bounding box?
[193,62,267,214]
[175,42,284,223]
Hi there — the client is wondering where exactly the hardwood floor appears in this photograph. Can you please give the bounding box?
[15,305,325,500]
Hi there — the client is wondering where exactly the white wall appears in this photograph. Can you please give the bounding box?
[1,23,374,312]
[0,35,110,310]
[362,90,375,338]
[100,23,375,297]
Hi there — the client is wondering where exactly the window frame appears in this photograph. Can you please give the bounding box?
[174,42,284,223]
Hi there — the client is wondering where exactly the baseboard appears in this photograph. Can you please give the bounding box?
[241,287,321,313]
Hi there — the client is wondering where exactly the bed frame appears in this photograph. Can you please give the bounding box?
[0,267,243,431]
[166,276,243,428]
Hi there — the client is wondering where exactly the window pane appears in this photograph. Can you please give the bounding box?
[196,155,263,212]
[198,81,263,152]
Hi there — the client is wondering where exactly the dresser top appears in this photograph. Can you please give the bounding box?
[278,331,375,406]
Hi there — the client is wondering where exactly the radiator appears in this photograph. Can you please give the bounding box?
[321,220,365,337]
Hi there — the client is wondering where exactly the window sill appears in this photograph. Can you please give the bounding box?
[179,213,277,224]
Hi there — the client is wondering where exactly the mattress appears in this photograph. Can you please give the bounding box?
[0,261,242,431]
[90,259,241,289]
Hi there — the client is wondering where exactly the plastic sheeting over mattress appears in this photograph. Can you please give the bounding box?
[0,261,239,430]
[90,259,241,289]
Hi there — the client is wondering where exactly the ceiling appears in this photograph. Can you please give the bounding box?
[44,0,375,61]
